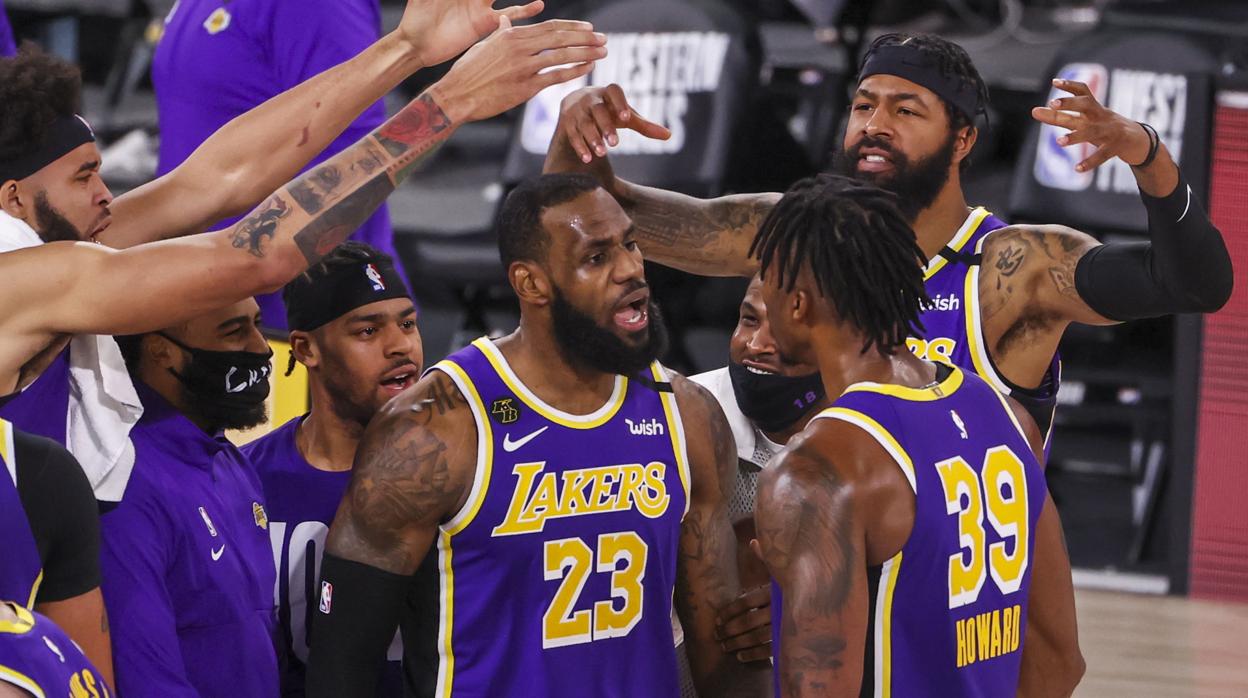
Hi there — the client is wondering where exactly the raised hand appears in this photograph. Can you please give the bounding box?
[557,84,672,163]
[1031,78,1154,173]
[429,17,607,125]
[399,0,546,68]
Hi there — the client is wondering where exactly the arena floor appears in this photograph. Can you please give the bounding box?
[1075,589,1248,697]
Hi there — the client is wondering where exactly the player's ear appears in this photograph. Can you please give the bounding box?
[952,124,978,168]
[289,331,317,369]
[0,180,26,220]
[510,260,552,307]
[792,288,811,325]
[145,333,180,371]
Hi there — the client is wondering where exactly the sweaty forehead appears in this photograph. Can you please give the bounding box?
[541,189,631,252]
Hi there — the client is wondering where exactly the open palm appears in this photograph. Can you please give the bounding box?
[400,0,545,68]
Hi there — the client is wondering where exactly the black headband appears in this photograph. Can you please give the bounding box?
[0,114,96,183]
[285,257,412,331]
[859,44,981,123]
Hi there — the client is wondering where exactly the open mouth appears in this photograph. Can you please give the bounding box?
[742,360,779,376]
[379,365,418,392]
[613,288,650,332]
[857,148,894,173]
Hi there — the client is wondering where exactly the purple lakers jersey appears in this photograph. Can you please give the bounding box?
[0,602,113,697]
[772,366,1046,697]
[0,419,43,609]
[426,337,690,697]
[0,349,70,446]
[911,208,1061,444]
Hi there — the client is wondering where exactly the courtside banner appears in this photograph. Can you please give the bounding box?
[1009,31,1214,233]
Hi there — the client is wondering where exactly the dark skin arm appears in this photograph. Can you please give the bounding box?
[671,375,772,697]
[542,83,776,277]
[1005,400,1084,697]
[324,370,476,575]
[753,429,870,697]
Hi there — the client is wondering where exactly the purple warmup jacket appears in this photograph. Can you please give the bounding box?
[99,382,279,697]
[151,0,398,330]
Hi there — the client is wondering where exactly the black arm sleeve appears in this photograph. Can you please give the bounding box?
[14,430,102,603]
[306,553,410,698]
[1074,171,1234,321]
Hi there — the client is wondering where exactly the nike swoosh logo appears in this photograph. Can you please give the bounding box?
[503,426,548,453]
[211,545,226,561]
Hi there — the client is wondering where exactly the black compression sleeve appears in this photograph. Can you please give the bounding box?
[1074,171,1234,321]
[14,431,102,603]
[306,553,410,698]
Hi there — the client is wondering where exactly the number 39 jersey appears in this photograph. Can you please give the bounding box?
[427,338,691,698]
[819,365,1046,698]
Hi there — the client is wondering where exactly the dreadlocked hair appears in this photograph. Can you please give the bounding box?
[860,32,991,171]
[748,174,931,355]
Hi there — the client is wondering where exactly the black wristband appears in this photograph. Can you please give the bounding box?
[1133,122,1160,168]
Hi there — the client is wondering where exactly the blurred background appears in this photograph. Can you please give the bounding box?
[7,0,1248,611]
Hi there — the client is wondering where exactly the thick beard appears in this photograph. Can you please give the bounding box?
[34,191,86,243]
[833,132,956,221]
[550,288,669,377]
[180,383,269,432]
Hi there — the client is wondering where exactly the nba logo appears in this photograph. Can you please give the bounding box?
[365,264,386,291]
[1034,63,1108,191]
[319,581,333,614]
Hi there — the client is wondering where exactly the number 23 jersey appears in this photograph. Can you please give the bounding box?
[426,338,691,698]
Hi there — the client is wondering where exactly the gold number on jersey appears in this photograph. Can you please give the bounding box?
[935,446,1030,609]
[542,531,648,648]
[70,668,108,698]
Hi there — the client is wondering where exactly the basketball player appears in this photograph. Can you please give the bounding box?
[0,0,604,418]
[0,419,110,684]
[242,242,423,696]
[751,174,1083,696]
[691,276,828,663]
[0,600,113,698]
[308,173,769,697]
[544,32,1233,444]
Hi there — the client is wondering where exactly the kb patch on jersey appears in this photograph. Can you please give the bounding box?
[491,398,520,425]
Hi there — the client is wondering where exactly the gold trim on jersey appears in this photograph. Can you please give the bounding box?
[814,407,916,493]
[924,207,991,281]
[873,552,903,698]
[0,417,14,484]
[840,364,964,404]
[429,359,495,698]
[963,234,1014,397]
[473,338,628,429]
[0,602,35,635]
[24,572,42,611]
[650,363,692,519]
[0,664,44,698]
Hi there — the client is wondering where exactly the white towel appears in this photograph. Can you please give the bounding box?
[0,210,141,501]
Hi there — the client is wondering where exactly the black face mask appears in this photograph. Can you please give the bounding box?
[728,362,825,435]
[159,333,273,431]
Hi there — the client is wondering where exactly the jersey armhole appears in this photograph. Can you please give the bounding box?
[650,363,692,520]
[429,361,493,536]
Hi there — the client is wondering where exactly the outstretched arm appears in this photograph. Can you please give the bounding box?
[103,0,547,248]
[672,376,771,697]
[1024,78,1233,325]
[755,438,868,698]
[307,371,477,697]
[0,18,602,391]
[543,84,776,277]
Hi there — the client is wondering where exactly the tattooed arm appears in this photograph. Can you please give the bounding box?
[306,370,477,696]
[672,375,771,697]
[102,0,547,248]
[543,84,777,277]
[0,18,602,389]
[754,428,871,698]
